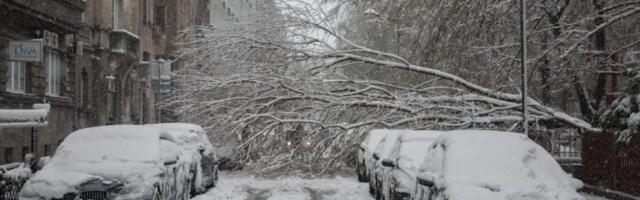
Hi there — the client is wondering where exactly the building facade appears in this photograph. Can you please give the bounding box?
[0,0,86,164]
[1,0,210,165]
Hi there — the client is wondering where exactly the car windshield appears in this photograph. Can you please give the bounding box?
[397,140,433,175]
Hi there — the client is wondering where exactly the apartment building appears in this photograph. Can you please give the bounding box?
[0,0,209,164]
[0,0,86,164]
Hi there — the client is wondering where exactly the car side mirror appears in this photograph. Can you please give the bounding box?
[164,160,177,166]
[381,158,395,167]
[372,153,379,160]
[417,172,436,187]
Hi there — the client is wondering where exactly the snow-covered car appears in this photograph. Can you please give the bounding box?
[414,130,585,200]
[380,131,442,200]
[357,129,393,182]
[19,125,193,200]
[149,123,219,195]
[370,130,403,199]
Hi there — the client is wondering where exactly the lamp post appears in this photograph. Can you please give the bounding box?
[520,0,529,135]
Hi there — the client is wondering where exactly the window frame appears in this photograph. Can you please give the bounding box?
[5,61,26,93]
[45,50,62,96]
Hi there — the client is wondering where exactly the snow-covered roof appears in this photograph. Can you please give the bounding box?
[0,103,50,128]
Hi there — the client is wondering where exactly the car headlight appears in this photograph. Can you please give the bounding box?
[287,141,292,146]
[305,141,311,146]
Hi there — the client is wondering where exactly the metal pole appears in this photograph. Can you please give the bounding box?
[520,0,529,135]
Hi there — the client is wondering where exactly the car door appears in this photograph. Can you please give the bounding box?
[416,143,444,200]
[158,139,184,200]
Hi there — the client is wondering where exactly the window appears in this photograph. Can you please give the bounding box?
[4,147,14,163]
[46,51,61,96]
[5,61,26,92]
[113,0,123,29]
[155,0,165,30]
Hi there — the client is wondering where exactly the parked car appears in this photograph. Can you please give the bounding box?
[19,125,193,200]
[370,130,404,199]
[357,129,394,182]
[150,123,219,195]
[414,130,585,200]
[380,131,442,200]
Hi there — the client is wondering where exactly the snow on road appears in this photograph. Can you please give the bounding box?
[193,171,371,200]
[194,171,610,200]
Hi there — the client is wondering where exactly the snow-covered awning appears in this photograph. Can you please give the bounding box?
[0,103,50,128]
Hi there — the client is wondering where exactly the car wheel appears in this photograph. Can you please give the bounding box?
[357,168,366,182]
[375,182,383,200]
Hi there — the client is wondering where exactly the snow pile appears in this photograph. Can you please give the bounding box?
[426,130,584,200]
[20,125,167,199]
[0,103,50,127]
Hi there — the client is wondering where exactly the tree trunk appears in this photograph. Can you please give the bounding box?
[591,0,607,112]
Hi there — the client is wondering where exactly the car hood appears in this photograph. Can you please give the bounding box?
[20,164,163,200]
[444,182,585,200]
[19,169,101,199]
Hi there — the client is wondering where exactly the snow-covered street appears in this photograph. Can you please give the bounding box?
[193,171,609,200]
[193,171,371,200]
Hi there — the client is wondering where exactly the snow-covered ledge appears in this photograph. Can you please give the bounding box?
[0,104,50,128]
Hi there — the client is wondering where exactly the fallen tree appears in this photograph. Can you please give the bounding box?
[164,1,596,174]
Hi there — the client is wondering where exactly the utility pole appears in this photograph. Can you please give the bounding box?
[520,0,529,135]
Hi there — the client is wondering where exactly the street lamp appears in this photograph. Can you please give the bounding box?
[520,0,529,135]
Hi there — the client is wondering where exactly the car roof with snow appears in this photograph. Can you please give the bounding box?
[362,129,403,153]
[423,130,582,200]
[149,123,215,153]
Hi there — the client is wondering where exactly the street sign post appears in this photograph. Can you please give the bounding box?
[8,40,43,62]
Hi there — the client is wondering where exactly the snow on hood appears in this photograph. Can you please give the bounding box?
[20,169,100,199]
[20,125,167,199]
[440,130,584,200]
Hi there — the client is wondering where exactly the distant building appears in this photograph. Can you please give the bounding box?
[209,0,258,25]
